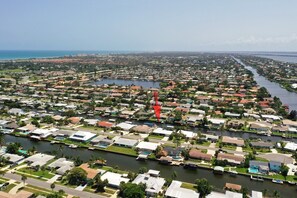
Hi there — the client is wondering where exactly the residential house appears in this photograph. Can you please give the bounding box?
[221,136,244,147]
[165,180,199,198]
[269,161,282,173]
[114,138,138,148]
[189,149,212,161]
[217,153,245,165]
[100,171,130,188]
[132,170,166,196]
[69,131,96,142]
[249,161,269,174]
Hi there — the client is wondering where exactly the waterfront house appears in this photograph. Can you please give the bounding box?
[221,136,244,147]
[16,124,36,135]
[30,128,56,140]
[189,148,212,161]
[249,161,269,174]
[269,161,282,173]
[179,130,197,139]
[250,141,274,149]
[136,141,159,153]
[163,147,183,160]
[114,138,138,148]
[2,153,24,165]
[165,180,199,198]
[131,125,153,134]
[152,128,173,136]
[25,153,55,167]
[100,171,130,188]
[116,122,136,131]
[79,163,101,179]
[284,142,297,151]
[206,191,243,198]
[69,131,96,142]
[217,153,244,165]
[48,158,74,175]
[97,121,114,128]
[251,191,263,198]
[132,170,166,196]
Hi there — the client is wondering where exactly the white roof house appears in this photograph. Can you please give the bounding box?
[206,191,243,198]
[252,191,263,198]
[132,172,166,196]
[284,142,297,151]
[48,158,74,175]
[152,128,173,136]
[100,171,130,188]
[114,138,138,147]
[116,122,136,131]
[25,153,55,167]
[69,131,96,142]
[179,130,197,138]
[136,142,160,151]
[2,153,24,164]
[31,128,56,139]
[165,180,199,198]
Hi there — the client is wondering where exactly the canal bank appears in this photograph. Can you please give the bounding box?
[4,135,297,197]
[234,57,297,111]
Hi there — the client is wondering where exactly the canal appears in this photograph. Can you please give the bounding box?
[4,135,297,197]
[234,57,297,111]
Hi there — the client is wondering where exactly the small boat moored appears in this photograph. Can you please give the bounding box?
[250,175,264,182]
[272,179,284,184]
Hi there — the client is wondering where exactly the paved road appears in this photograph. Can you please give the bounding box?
[4,173,106,198]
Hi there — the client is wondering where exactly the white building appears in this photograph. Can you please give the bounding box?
[100,171,130,188]
[25,153,55,167]
[179,130,197,139]
[69,131,96,142]
[165,180,199,198]
[284,142,297,151]
[152,128,173,136]
[133,170,166,196]
[116,122,136,131]
[136,141,160,152]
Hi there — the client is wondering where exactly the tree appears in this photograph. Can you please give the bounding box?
[46,192,63,198]
[273,190,280,198]
[50,183,55,191]
[6,143,21,154]
[138,167,148,174]
[21,175,27,186]
[119,182,146,198]
[93,175,108,192]
[66,167,87,185]
[195,178,212,198]
[280,164,289,177]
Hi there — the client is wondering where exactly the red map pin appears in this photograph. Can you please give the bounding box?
[153,91,161,121]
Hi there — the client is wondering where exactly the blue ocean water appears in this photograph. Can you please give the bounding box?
[0,50,126,60]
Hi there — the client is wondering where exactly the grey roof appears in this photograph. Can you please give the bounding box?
[114,138,138,147]
[249,160,268,167]
[2,153,24,163]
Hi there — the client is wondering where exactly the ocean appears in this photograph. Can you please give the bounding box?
[0,50,127,60]
[252,52,297,63]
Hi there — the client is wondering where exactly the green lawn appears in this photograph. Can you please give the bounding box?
[106,145,138,156]
[0,69,23,73]
[181,182,196,191]
[196,141,211,146]
[3,183,16,193]
[18,167,55,179]
[148,134,165,140]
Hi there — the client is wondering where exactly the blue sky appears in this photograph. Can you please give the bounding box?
[1,0,297,51]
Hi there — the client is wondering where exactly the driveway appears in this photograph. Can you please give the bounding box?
[257,153,294,164]
[4,172,106,198]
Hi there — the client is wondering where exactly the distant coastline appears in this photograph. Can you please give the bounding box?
[0,50,128,60]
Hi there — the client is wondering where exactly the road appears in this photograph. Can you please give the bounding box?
[4,172,106,198]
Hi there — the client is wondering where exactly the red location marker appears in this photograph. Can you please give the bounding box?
[153,91,161,121]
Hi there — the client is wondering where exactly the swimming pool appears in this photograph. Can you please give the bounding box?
[249,167,259,174]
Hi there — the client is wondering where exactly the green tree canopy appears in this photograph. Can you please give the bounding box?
[195,178,212,198]
[66,167,87,185]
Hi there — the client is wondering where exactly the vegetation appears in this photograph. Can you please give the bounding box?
[119,182,146,198]
[66,167,87,185]
[195,178,212,198]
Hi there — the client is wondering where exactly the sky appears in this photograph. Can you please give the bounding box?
[1,0,297,52]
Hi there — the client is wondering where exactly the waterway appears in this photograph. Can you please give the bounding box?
[92,79,160,88]
[234,57,297,111]
[4,135,297,197]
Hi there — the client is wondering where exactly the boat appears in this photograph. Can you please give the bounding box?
[69,144,78,148]
[183,162,198,169]
[250,175,264,182]
[213,166,224,174]
[287,181,296,185]
[229,170,238,176]
[272,179,284,184]
[50,141,57,144]
[88,147,95,150]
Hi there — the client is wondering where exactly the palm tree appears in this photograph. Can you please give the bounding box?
[50,183,55,191]
[21,175,27,186]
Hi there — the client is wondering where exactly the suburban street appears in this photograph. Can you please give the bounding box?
[4,172,105,198]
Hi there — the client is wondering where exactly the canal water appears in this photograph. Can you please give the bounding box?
[234,58,297,111]
[92,79,160,88]
[4,135,297,197]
